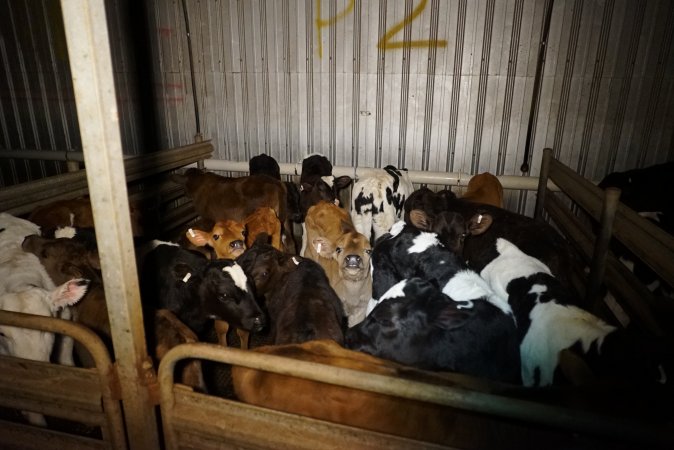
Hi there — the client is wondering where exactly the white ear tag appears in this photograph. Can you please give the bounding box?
[477,214,483,224]
[334,199,340,206]
[188,228,196,237]
[292,257,300,265]
[182,272,192,283]
[317,242,322,253]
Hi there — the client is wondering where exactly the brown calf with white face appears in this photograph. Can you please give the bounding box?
[305,201,372,327]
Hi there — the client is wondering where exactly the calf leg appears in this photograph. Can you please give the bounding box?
[214,319,230,346]
[236,329,250,350]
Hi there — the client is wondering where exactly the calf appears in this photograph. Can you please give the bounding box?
[460,172,504,208]
[298,154,352,220]
[231,339,459,444]
[173,168,288,226]
[0,278,89,425]
[153,309,206,391]
[249,153,281,179]
[480,238,672,388]
[346,277,520,383]
[305,201,372,326]
[184,219,247,260]
[140,241,265,346]
[243,207,282,251]
[21,233,111,366]
[0,213,56,295]
[28,197,144,237]
[236,236,345,345]
[404,187,576,290]
[351,165,414,243]
[598,163,674,298]
[249,153,301,249]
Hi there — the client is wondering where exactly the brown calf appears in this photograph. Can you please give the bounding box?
[231,340,458,444]
[184,220,247,259]
[304,201,372,326]
[460,172,504,208]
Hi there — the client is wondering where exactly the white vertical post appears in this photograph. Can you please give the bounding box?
[59,1,160,449]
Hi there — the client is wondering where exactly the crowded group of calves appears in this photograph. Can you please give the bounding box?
[1,154,671,441]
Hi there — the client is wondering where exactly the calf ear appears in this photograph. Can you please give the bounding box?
[467,213,492,236]
[51,278,90,311]
[312,236,335,258]
[334,175,353,190]
[408,209,433,231]
[185,228,210,247]
[172,263,193,282]
[435,306,470,330]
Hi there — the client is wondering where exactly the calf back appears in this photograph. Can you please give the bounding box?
[177,169,287,224]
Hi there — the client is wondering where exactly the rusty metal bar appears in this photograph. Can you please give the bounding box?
[0,310,125,449]
[158,343,674,449]
[59,1,159,448]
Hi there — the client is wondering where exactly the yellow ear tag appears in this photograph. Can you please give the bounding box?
[188,228,196,237]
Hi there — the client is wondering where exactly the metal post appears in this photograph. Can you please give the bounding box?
[586,187,621,307]
[534,147,552,221]
[59,1,160,449]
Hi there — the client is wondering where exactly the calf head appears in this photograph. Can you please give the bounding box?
[185,220,247,259]
[236,234,301,300]
[22,234,102,284]
[314,229,372,282]
[190,260,265,333]
[244,207,282,250]
[249,153,281,179]
[406,192,492,254]
[300,175,353,218]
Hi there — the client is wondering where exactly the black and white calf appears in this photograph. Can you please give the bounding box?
[140,241,265,340]
[480,238,672,388]
[351,165,414,243]
[350,221,520,383]
[346,277,520,383]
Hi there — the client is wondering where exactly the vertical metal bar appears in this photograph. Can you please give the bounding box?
[534,147,552,221]
[59,1,160,449]
[587,187,621,307]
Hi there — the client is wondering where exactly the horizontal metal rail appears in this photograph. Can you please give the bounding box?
[158,342,674,448]
[0,310,126,449]
[199,159,561,191]
[0,141,213,215]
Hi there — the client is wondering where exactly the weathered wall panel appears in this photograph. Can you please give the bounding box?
[1,0,673,198]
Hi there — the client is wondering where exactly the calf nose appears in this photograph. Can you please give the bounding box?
[230,240,245,249]
[345,255,361,267]
[252,315,265,332]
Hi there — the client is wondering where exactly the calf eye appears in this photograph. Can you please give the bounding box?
[217,294,228,302]
[213,234,220,241]
[365,249,372,255]
[335,247,343,254]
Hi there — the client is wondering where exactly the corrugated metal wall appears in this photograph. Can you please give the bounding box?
[146,0,674,181]
[0,0,146,187]
[1,0,673,196]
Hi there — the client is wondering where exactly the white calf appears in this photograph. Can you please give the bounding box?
[0,278,89,425]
